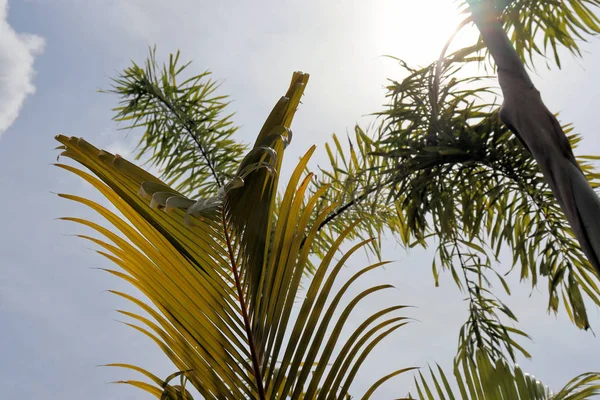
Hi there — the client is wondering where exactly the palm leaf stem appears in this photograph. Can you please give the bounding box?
[221,209,265,399]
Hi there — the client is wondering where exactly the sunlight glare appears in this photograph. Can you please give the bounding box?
[367,0,478,76]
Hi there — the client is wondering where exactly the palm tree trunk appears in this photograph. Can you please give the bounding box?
[467,0,600,278]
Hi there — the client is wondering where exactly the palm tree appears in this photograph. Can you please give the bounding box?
[54,0,600,397]
[57,71,600,398]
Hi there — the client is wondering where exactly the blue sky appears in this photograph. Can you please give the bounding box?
[1,0,600,398]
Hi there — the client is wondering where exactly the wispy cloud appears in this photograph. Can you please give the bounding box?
[0,0,44,137]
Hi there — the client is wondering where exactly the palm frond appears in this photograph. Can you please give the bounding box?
[105,46,246,198]
[303,124,397,263]
[407,351,600,399]
[312,49,600,364]
[381,56,600,330]
[56,72,412,399]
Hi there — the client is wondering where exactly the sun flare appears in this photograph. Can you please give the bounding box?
[369,0,478,65]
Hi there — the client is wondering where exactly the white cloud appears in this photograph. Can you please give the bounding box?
[0,0,44,136]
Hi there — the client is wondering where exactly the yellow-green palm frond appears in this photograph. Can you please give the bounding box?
[407,351,600,400]
[55,72,412,399]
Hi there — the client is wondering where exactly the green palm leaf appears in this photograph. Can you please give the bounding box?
[105,47,246,198]
[55,72,412,399]
[408,351,600,399]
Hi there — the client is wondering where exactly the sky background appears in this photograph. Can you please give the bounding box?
[1,0,600,398]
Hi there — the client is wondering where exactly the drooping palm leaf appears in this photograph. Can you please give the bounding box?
[56,72,413,399]
[377,57,600,332]
[313,48,600,364]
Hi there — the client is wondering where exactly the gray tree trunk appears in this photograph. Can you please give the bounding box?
[467,0,600,278]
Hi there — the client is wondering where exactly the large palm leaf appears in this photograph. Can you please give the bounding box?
[55,72,413,399]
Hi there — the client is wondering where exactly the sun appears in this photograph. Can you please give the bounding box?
[368,0,479,66]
